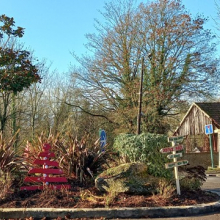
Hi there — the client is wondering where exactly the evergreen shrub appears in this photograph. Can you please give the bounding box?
[113,133,173,178]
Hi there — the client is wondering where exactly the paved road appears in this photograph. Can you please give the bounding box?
[117,213,220,220]
[139,213,220,220]
[202,176,220,195]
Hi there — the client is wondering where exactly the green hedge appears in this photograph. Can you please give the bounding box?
[113,133,173,178]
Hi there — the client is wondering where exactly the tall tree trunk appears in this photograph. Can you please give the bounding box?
[12,92,18,152]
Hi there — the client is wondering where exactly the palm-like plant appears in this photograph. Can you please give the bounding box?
[0,132,23,184]
[52,133,112,183]
[21,132,117,184]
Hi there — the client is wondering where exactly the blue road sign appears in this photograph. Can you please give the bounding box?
[99,129,106,151]
[205,124,213,135]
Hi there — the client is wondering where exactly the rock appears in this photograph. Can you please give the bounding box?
[95,162,157,194]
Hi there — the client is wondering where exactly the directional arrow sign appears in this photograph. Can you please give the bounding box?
[165,160,188,169]
[167,152,182,159]
[168,136,185,143]
[160,145,184,153]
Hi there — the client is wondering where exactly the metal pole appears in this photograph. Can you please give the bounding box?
[218,131,220,168]
[137,57,144,135]
[209,134,214,168]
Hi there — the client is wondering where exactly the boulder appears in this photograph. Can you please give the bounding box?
[95,162,157,194]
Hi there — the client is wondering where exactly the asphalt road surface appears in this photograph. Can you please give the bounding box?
[202,175,220,195]
[140,213,220,220]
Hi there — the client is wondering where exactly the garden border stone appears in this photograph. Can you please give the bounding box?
[0,197,220,219]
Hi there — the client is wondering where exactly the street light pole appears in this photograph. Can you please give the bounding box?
[137,57,144,135]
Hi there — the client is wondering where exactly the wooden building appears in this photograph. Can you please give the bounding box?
[174,102,220,153]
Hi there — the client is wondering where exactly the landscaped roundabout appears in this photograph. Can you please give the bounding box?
[1,133,220,219]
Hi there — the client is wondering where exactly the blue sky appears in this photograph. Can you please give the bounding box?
[1,0,219,74]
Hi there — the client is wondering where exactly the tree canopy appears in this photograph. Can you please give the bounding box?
[0,14,41,133]
[72,0,220,134]
[0,14,41,94]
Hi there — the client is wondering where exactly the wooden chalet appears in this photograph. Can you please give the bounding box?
[174,102,220,153]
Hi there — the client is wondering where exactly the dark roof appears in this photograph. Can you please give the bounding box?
[195,102,220,126]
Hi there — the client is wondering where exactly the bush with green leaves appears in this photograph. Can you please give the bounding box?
[113,133,174,178]
[179,165,206,191]
[156,177,176,198]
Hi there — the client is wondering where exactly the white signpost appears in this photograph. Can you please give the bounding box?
[165,159,188,169]
[168,135,185,143]
[167,153,183,160]
[160,145,183,153]
[160,136,188,195]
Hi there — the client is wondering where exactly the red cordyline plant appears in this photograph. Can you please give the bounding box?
[54,135,108,181]
[0,131,23,181]
[51,133,114,183]
[22,139,42,170]
[22,132,116,184]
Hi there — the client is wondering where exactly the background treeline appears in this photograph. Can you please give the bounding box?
[1,0,220,149]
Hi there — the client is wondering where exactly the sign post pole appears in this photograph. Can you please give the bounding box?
[172,141,181,195]
[209,134,214,168]
[218,130,220,168]
[205,124,214,168]
[161,135,188,196]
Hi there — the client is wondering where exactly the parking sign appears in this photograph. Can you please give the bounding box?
[99,129,106,151]
[205,124,213,135]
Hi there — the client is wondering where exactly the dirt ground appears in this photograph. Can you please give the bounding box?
[0,180,219,209]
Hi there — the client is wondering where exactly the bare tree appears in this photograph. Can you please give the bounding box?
[71,0,220,134]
